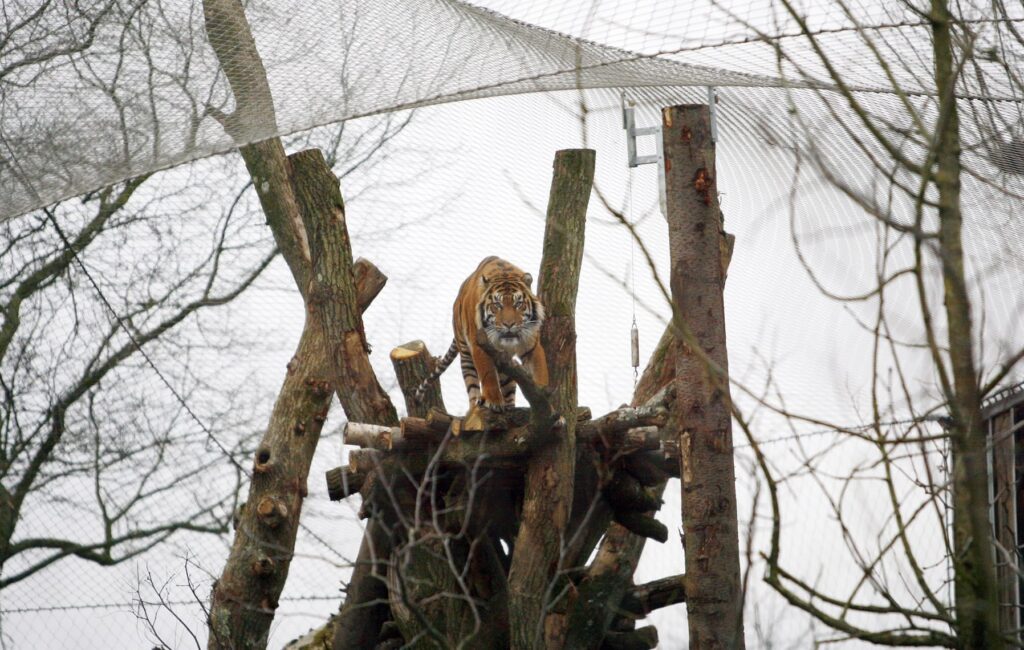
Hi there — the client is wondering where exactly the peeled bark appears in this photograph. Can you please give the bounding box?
[507,149,594,649]
[662,104,744,649]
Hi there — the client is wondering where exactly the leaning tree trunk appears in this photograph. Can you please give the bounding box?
[297,149,402,650]
[205,149,388,647]
[207,249,385,649]
[507,148,594,649]
[662,104,745,648]
[203,2,397,647]
[930,2,1002,646]
[296,148,398,428]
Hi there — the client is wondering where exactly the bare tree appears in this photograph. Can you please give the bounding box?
[702,0,1024,645]
[0,0,416,636]
[0,174,266,588]
[0,0,117,84]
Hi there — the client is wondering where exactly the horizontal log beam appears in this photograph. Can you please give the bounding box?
[604,471,662,513]
[339,404,665,456]
[580,406,668,446]
[327,403,674,500]
[621,450,676,485]
[348,449,383,475]
[612,511,668,543]
[343,423,395,451]
[600,626,659,650]
[342,418,449,452]
[325,466,366,501]
[620,574,687,617]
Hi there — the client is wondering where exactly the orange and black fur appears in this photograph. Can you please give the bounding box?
[417,257,548,414]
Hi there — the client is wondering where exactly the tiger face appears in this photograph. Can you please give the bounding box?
[479,274,543,356]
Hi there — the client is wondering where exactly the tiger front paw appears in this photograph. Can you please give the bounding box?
[477,398,506,414]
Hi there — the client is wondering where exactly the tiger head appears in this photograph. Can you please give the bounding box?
[480,272,544,355]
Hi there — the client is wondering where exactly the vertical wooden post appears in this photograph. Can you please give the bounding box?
[507,148,595,649]
[662,104,745,649]
[390,340,446,417]
[990,410,1020,639]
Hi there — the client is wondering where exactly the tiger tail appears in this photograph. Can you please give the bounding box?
[413,339,459,402]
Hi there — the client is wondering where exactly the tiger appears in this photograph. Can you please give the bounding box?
[416,256,548,416]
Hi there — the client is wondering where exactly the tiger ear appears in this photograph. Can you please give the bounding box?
[479,275,490,287]
[523,273,533,287]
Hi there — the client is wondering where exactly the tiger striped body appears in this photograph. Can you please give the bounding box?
[417,257,548,414]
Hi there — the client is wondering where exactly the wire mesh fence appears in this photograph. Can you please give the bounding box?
[1,0,1022,647]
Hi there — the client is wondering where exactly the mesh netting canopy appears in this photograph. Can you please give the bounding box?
[3,0,1024,647]
[4,0,1022,221]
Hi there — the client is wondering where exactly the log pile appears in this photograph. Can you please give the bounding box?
[204,7,735,643]
[326,395,678,533]
[324,340,680,650]
[316,149,694,650]
[317,165,733,649]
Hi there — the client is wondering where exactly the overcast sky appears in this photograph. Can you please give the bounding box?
[4,0,1022,647]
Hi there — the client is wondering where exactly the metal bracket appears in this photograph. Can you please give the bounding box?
[621,93,667,215]
[708,86,719,143]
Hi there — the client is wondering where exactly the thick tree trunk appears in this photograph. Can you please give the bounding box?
[294,148,402,650]
[203,4,326,642]
[662,104,744,649]
[564,229,733,650]
[295,148,397,428]
[507,149,594,649]
[204,4,403,646]
[930,2,1002,646]
[207,256,385,649]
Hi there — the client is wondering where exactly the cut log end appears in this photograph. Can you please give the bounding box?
[326,466,366,501]
[389,340,426,361]
[391,339,445,418]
